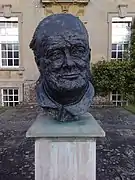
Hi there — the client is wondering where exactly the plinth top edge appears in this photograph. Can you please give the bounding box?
[26,112,105,138]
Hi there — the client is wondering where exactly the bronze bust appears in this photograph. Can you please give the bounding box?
[30,13,94,121]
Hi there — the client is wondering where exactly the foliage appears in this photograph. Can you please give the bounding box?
[124,104,135,114]
[91,18,135,102]
[129,18,135,61]
[91,59,135,101]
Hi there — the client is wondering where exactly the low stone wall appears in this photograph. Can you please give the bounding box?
[23,80,37,104]
[91,95,113,106]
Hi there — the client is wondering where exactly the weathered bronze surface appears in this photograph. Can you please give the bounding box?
[30,13,94,121]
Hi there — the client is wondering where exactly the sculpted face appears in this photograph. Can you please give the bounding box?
[42,33,90,93]
[30,13,93,107]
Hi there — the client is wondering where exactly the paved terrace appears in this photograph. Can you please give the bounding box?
[0,105,135,180]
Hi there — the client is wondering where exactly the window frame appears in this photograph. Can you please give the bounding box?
[110,91,128,106]
[0,12,23,69]
[0,16,19,68]
[1,88,19,107]
[111,17,132,61]
[0,42,20,68]
[107,12,135,61]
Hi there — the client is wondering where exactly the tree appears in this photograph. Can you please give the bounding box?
[129,18,135,102]
[130,18,135,62]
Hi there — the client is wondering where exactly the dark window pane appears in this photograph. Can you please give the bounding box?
[117,102,121,106]
[2,51,7,58]
[14,44,19,50]
[118,95,122,101]
[1,44,6,50]
[112,95,116,101]
[3,89,7,95]
[124,44,128,50]
[3,96,8,101]
[9,102,13,106]
[14,59,19,66]
[118,52,122,58]
[15,102,19,106]
[4,102,8,106]
[14,96,18,101]
[14,89,18,95]
[8,44,12,51]
[14,51,19,58]
[112,51,116,58]
[8,59,13,66]
[2,59,7,66]
[113,102,117,106]
[9,89,13,95]
[9,96,13,101]
[118,44,122,50]
[112,44,117,50]
[8,51,13,58]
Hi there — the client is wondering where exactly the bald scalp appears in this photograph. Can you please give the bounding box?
[30,13,89,51]
[29,13,89,68]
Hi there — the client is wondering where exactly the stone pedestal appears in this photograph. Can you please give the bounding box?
[26,112,105,180]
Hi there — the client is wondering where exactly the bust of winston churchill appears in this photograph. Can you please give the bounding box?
[29,13,94,122]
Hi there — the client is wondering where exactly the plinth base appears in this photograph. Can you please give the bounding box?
[36,138,96,180]
[26,112,105,180]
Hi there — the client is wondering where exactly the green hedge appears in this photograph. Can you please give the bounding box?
[91,60,135,102]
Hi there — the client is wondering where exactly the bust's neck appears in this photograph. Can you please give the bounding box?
[43,81,89,106]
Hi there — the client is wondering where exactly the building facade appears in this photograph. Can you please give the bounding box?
[0,0,134,106]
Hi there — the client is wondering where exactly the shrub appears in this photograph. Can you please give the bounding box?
[92,59,135,102]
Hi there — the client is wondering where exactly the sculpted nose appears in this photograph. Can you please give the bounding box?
[63,49,75,67]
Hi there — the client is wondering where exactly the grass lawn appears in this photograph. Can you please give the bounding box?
[124,104,135,114]
[0,106,10,114]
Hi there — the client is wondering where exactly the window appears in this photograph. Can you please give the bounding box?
[1,88,19,107]
[110,91,128,106]
[111,17,132,60]
[0,17,19,68]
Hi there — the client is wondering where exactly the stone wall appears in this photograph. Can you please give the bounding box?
[92,95,112,106]
[23,80,37,104]
[0,90,2,106]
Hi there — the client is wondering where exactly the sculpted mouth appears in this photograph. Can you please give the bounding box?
[62,73,79,79]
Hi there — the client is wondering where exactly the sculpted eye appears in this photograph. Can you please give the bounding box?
[46,49,64,60]
[71,46,86,56]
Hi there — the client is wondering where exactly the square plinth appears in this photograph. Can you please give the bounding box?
[26,113,105,180]
[26,112,105,138]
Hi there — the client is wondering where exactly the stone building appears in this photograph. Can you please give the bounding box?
[0,0,134,106]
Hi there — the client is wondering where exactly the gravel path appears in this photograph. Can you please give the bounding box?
[0,105,135,180]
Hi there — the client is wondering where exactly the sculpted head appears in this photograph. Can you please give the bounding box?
[30,13,94,120]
